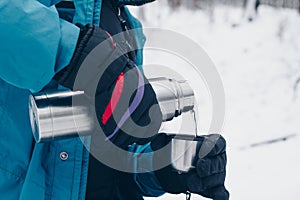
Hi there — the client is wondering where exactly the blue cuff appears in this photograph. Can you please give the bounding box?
[128,143,165,197]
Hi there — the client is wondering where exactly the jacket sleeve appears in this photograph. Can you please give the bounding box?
[0,0,79,92]
[128,143,166,197]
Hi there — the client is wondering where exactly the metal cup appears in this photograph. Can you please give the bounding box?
[170,135,201,173]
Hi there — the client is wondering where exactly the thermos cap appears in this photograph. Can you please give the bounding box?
[29,90,93,143]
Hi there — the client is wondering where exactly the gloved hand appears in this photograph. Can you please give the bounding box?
[54,24,162,149]
[152,134,229,200]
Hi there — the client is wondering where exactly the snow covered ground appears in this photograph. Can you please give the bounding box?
[130,2,300,200]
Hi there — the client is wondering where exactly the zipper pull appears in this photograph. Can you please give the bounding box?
[117,7,128,31]
[116,6,136,62]
[186,191,191,200]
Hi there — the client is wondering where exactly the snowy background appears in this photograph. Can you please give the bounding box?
[130,1,300,200]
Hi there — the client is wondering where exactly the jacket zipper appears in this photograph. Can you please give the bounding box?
[115,6,136,62]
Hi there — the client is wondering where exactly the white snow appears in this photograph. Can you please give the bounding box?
[129,2,300,200]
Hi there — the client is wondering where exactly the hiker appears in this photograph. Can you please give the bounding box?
[0,0,228,199]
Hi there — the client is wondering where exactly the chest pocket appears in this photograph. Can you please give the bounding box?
[55,1,76,23]
[56,0,102,25]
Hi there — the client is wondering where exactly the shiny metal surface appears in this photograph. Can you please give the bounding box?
[149,77,194,121]
[29,90,94,143]
[170,136,199,173]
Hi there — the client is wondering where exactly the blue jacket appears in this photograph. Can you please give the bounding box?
[0,0,164,199]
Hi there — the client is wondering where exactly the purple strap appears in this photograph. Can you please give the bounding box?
[105,69,145,140]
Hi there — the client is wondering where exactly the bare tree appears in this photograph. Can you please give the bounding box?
[168,0,182,9]
[138,6,146,21]
[244,0,260,21]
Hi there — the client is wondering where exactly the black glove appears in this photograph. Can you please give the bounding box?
[152,134,229,200]
[54,24,162,149]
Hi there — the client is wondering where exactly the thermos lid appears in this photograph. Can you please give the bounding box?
[29,94,43,142]
[29,90,92,143]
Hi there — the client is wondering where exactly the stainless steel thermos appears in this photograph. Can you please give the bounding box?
[29,77,195,143]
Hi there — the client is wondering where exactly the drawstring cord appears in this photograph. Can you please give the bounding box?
[186,191,191,200]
